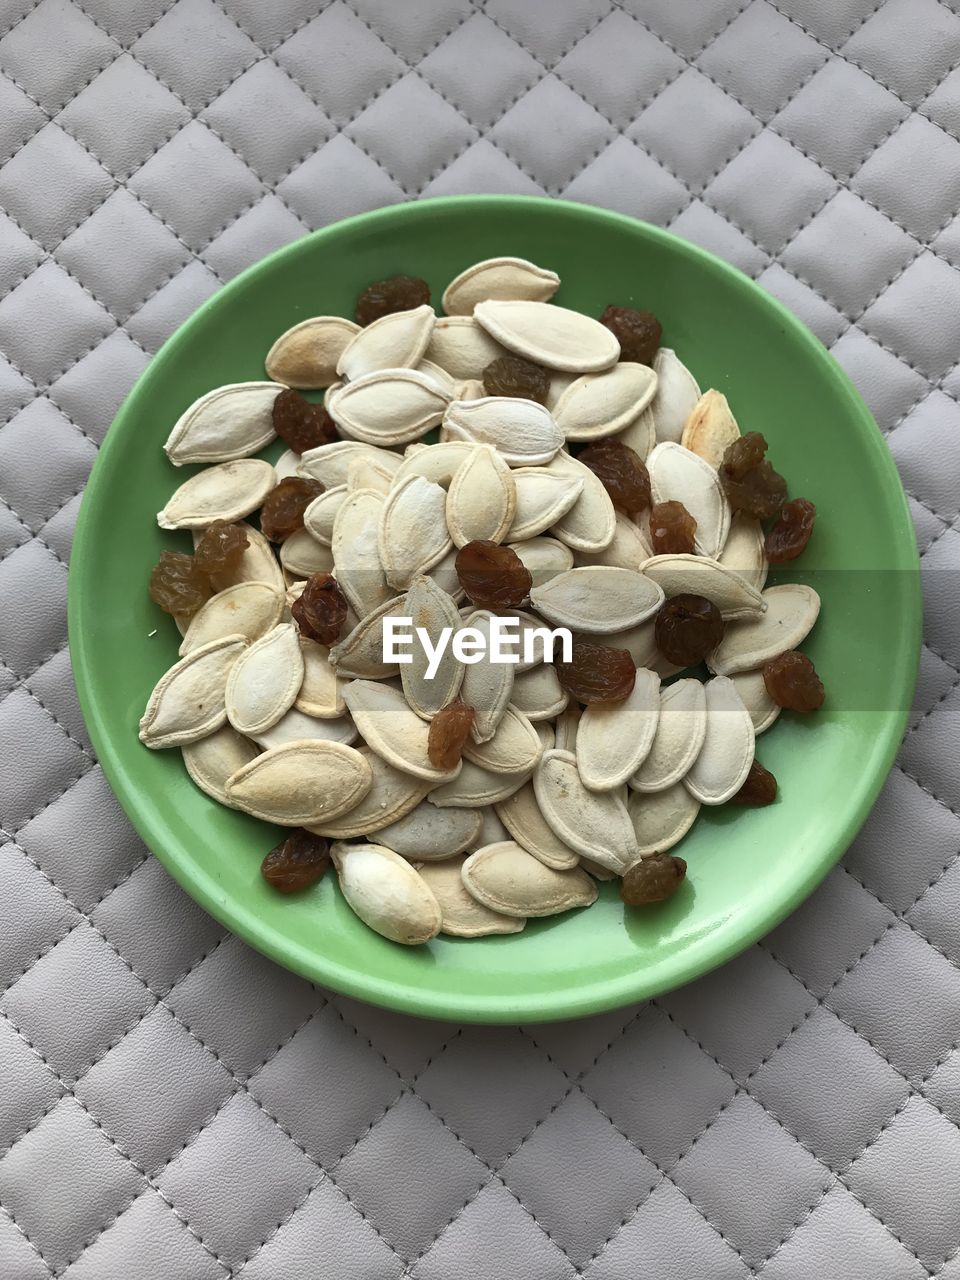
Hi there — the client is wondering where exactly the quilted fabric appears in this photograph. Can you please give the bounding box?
[1,0,959,1275]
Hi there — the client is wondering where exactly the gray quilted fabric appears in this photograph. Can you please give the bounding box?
[1,0,959,1275]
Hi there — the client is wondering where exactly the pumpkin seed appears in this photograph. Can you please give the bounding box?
[577,668,661,790]
[164,383,278,465]
[683,676,755,805]
[474,300,620,373]
[461,841,597,917]
[553,704,580,754]
[331,842,442,945]
[378,475,452,591]
[581,857,616,881]
[342,679,460,781]
[454,377,487,401]
[546,370,577,411]
[298,440,401,488]
[324,381,343,407]
[681,389,740,468]
[529,566,664,633]
[416,856,525,936]
[206,522,285,595]
[639,553,765,620]
[279,528,335,579]
[427,760,532,807]
[139,634,247,749]
[303,486,348,545]
[400,575,465,718]
[158,459,275,529]
[443,397,564,466]
[707,584,821,676]
[477,805,510,846]
[533,749,639,872]
[446,445,516,546]
[425,543,464,600]
[308,746,431,837]
[510,664,568,721]
[226,739,372,825]
[499,608,556,673]
[179,581,283,655]
[506,468,583,541]
[553,363,658,441]
[424,315,505,379]
[629,678,707,792]
[265,316,360,388]
[442,256,560,315]
[508,536,574,583]
[393,440,474,489]
[615,404,656,459]
[328,594,408,680]
[575,512,651,570]
[295,636,345,718]
[182,724,259,806]
[327,369,449,446]
[337,304,435,381]
[254,709,356,749]
[417,358,458,395]
[459,611,515,741]
[225,622,303,735]
[347,458,393,495]
[627,784,701,855]
[496,782,579,871]
[463,704,542,775]
[333,489,391,617]
[542,452,616,552]
[376,803,483,860]
[274,449,301,481]
[717,512,768,590]
[651,348,701,444]
[534,721,556,752]
[730,669,781,734]
[646,441,730,558]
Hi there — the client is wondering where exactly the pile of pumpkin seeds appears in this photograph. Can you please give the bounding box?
[140,256,821,945]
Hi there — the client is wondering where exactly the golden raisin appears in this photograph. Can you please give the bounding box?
[766,498,816,563]
[455,540,532,609]
[556,640,636,704]
[482,354,550,404]
[599,305,662,365]
[261,830,330,893]
[193,520,249,576]
[620,854,686,905]
[649,500,697,554]
[720,432,787,520]
[260,477,325,542]
[763,651,824,712]
[356,275,430,325]
[578,440,651,513]
[149,550,210,615]
[729,760,778,806]
[291,572,348,645]
[273,388,338,453]
[428,702,476,770]
[655,594,724,667]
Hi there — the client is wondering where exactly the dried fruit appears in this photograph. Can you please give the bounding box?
[482,354,550,404]
[649,500,697,554]
[720,432,787,520]
[291,572,349,645]
[356,275,430,325]
[428,702,476,770]
[655,594,724,667]
[260,477,325,542]
[578,440,651,513]
[620,853,686,905]
[765,497,816,563]
[599,305,662,366]
[763,650,824,712]
[556,640,636,704]
[149,550,210,615]
[455,540,532,609]
[272,388,338,453]
[261,829,331,893]
[721,431,767,480]
[193,520,249,577]
[729,759,778,806]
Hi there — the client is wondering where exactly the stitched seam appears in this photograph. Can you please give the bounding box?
[0,657,95,765]
[0,1197,55,1278]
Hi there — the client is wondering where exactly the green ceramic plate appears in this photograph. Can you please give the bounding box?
[69,196,920,1023]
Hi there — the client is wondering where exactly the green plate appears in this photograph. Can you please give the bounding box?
[69,196,920,1023]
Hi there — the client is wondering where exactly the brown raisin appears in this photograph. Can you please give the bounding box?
[291,572,348,645]
[148,549,210,616]
[720,432,788,520]
[578,440,651,513]
[193,520,249,576]
[428,702,476,771]
[261,829,330,893]
[649,500,697,554]
[763,651,824,712]
[599,305,662,365]
[273,388,338,454]
[260,476,325,542]
[455,540,532,610]
[620,854,687,905]
[556,640,636,704]
[655,594,724,667]
[356,275,430,325]
[482,354,550,404]
[720,431,768,480]
[765,497,816,563]
[729,760,778,806]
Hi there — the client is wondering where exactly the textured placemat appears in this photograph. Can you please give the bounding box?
[2,1,960,1276]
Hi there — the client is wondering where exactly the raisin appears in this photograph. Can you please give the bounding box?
[655,594,724,667]
[720,432,788,520]
[193,520,249,577]
[291,572,348,645]
[556,640,636,704]
[620,854,687,905]
[273,388,338,454]
[578,440,651,513]
[649,500,697,554]
[599,305,662,365]
[149,550,210,616]
[428,702,476,770]
[260,477,325,543]
[482,354,550,404]
[763,651,824,712]
[455,540,532,610]
[356,275,430,325]
[765,497,816,563]
[729,760,778,806]
[261,829,330,893]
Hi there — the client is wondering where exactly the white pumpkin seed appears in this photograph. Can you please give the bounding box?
[615,404,656,459]
[443,397,564,466]
[206,522,285,595]
[628,784,701,855]
[460,611,515,741]
[182,724,259,806]
[393,440,474,489]
[332,842,441,945]
[730,669,781,734]
[462,704,542,775]
[279,528,335,578]
[179,581,284,655]
[534,721,556,752]
[333,489,391,617]
[417,358,458,395]
[298,440,401,488]
[717,513,768,590]
[601,618,680,676]
[327,369,449,446]
[639,553,765,620]
[474,300,620,373]
[553,704,580,754]
[446,445,516,546]
[164,383,278,465]
[496,782,579,870]
[225,622,303,735]
[707,584,821,676]
[508,536,574,584]
[577,668,661,791]
[328,595,407,679]
[416,857,525,936]
[581,857,616,881]
[684,676,755,805]
[510,664,568,721]
[347,458,393,495]
[274,449,301,481]
[323,380,343,408]
[454,377,487,401]
[495,609,557,673]
[296,637,346,718]
[681,389,740,468]
[265,316,360,388]
[546,370,577,411]
[428,760,532,808]
[303,485,348,545]
[377,803,483,861]
[506,468,582,541]
[461,842,597,917]
[652,348,701,443]
[629,678,707,793]
[337,304,435,381]
[477,805,510,846]
[378,475,452,592]
[226,739,372,825]
[158,459,275,529]
[308,746,432,837]
[139,634,247,749]
[424,315,504,379]
[425,543,464,601]
[647,441,730,558]
[553,363,658,441]
[575,512,651,570]
[400,575,465,718]
[534,750,638,872]
[342,679,459,781]
[542,452,616,552]
[254,709,356,749]
[529,566,664,633]
[442,256,560,315]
